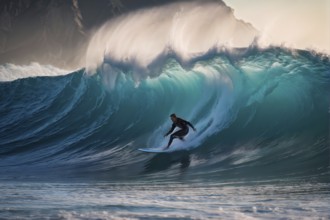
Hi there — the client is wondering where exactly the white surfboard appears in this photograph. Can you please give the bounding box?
[138,148,171,153]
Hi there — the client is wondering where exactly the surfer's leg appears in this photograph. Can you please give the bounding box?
[166,129,188,148]
[166,135,175,149]
[175,129,188,139]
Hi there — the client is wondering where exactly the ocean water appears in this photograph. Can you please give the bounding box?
[1,181,329,219]
[0,47,329,219]
[1,2,330,219]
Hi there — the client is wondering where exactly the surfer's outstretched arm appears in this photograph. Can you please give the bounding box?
[164,123,175,137]
[186,121,196,131]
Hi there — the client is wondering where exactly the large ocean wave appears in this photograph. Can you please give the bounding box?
[0,1,329,182]
[0,47,329,181]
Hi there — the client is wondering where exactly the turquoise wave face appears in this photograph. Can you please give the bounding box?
[0,47,329,181]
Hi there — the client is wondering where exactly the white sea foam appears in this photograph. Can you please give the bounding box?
[85,1,258,75]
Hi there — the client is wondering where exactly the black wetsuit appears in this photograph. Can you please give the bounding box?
[165,118,195,147]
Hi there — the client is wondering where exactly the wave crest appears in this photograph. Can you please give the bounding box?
[85,1,258,74]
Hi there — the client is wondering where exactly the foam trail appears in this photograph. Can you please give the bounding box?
[85,1,258,75]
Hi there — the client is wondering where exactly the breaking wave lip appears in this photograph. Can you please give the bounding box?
[0,46,329,182]
[84,0,330,80]
[85,1,259,75]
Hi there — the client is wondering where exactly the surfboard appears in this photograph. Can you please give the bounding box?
[138,148,170,153]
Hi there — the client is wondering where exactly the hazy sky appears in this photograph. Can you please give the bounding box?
[223,0,330,53]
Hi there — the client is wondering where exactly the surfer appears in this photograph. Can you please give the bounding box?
[164,113,196,149]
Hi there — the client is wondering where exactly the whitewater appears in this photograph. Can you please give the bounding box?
[0,1,329,219]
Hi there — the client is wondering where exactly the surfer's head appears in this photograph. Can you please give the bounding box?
[170,113,177,122]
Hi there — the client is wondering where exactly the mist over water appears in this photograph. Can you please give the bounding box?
[85,1,258,75]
